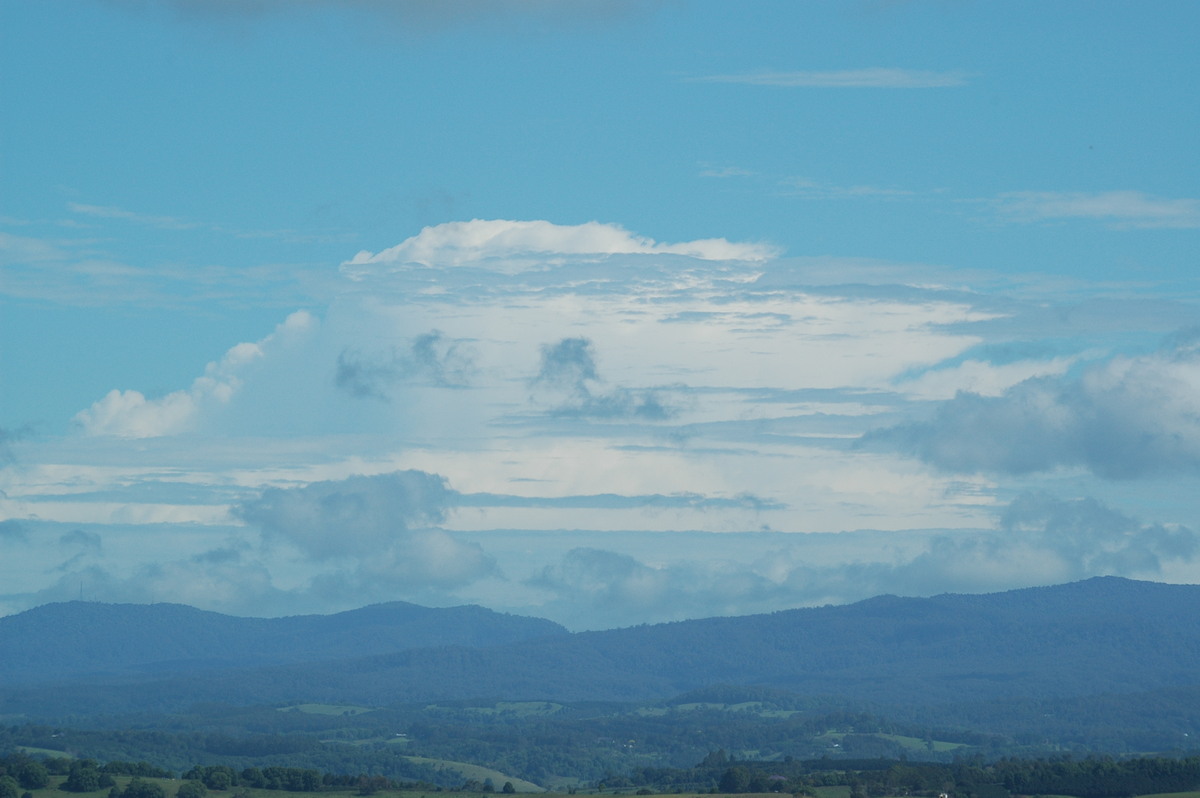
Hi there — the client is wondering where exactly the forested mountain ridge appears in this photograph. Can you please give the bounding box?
[2,577,1199,718]
[0,600,568,683]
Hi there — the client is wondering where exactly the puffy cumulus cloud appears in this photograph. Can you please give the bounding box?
[858,493,1200,596]
[336,330,475,399]
[864,332,1200,478]
[532,337,677,420]
[236,470,452,559]
[235,470,495,590]
[343,219,777,275]
[73,311,316,438]
[996,492,1197,575]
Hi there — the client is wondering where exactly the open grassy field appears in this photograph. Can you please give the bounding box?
[812,731,965,753]
[422,702,563,718]
[277,704,375,716]
[401,757,544,793]
[15,746,73,757]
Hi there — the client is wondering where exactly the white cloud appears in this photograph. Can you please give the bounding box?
[697,68,970,89]
[343,219,778,274]
[73,310,315,438]
[995,190,1200,229]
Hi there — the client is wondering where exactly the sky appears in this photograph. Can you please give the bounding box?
[1,0,1199,630]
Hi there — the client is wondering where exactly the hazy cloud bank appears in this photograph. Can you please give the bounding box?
[526,493,1199,628]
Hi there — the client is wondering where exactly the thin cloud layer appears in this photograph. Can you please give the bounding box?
[697,68,969,88]
[995,191,1200,229]
[113,0,649,28]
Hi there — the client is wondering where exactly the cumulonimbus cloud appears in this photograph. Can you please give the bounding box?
[343,219,778,275]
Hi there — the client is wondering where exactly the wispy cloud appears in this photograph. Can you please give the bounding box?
[696,68,970,89]
[67,202,197,231]
[994,190,1200,229]
[782,176,916,200]
[113,0,654,33]
[698,164,756,179]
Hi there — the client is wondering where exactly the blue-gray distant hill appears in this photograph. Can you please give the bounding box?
[0,600,568,684]
[2,577,1199,718]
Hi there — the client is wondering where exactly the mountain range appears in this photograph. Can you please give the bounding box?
[2,576,1198,719]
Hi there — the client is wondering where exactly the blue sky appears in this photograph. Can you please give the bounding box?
[2,0,1199,629]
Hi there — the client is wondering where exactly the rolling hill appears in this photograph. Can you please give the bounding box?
[0,599,568,683]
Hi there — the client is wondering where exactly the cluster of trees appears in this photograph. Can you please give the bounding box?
[0,753,173,797]
[0,753,50,794]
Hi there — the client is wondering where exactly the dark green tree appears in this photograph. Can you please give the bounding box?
[719,767,751,794]
[16,761,49,790]
[176,782,207,798]
[63,764,102,793]
[123,779,167,798]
